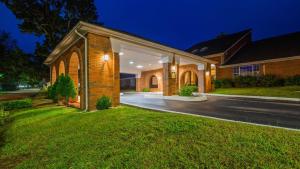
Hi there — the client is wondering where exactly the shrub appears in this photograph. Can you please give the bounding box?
[56,74,77,105]
[48,82,58,102]
[0,98,32,111]
[96,96,112,110]
[213,80,222,89]
[258,75,284,87]
[221,79,233,88]
[179,85,198,96]
[234,76,258,88]
[142,88,150,92]
[285,75,300,86]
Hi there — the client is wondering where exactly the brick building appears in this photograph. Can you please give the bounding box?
[187,30,300,79]
[44,21,216,110]
[45,21,299,111]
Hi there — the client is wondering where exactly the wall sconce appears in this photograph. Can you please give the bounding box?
[171,65,176,72]
[103,54,109,62]
[205,71,210,76]
[171,65,177,78]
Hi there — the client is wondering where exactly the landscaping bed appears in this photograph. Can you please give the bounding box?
[211,86,300,98]
[0,105,299,168]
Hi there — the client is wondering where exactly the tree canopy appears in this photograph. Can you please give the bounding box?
[0,0,99,88]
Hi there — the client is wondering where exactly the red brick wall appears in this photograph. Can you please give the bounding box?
[87,33,120,110]
[138,64,213,93]
[49,40,85,109]
[262,59,300,77]
[139,68,163,92]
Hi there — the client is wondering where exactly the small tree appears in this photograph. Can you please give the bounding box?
[56,74,77,106]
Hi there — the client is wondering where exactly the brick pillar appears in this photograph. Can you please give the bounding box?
[163,56,179,96]
[198,69,205,93]
[112,52,120,107]
[87,33,120,110]
[205,64,212,92]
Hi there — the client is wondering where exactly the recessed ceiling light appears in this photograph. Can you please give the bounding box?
[148,64,152,66]
[119,52,124,56]
[129,61,134,64]
[158,60,163,64]
[136,65,144,69]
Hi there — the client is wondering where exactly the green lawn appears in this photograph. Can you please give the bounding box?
[0,106,299,168]
[212,86,300,98]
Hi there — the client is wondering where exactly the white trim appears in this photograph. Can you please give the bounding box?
[44,21,217,65]
[75,30,89,112]
[220,56,300,68]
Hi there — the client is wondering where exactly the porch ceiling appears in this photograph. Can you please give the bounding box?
[112,38,206,75]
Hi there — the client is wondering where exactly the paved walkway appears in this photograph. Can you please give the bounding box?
[121,93,300,129]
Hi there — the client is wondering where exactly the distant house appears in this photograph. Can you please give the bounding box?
[187,30,300,79]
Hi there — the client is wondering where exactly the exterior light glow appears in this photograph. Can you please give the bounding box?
[129,61,134,64]
[211,64,216,68]
[103,54,109,62]
[119,52,124,56]
[136,65,144,69]
[205,71,210,76]
[171,65,176,72]
[158,60,163,64]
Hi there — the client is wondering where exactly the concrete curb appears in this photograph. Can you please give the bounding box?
[205,93,300,102]
[121,102,300,132]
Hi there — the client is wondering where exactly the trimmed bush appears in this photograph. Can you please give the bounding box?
[179,85,198,96]
[234,76,258,87]
[258,75,284,87]
[96,96,112,110]
[47,82,58,102]
[0,98,32,111]
[142,88,150,92]
[213,80,222,89]
[285,75,300,86]
[55,74,77,105]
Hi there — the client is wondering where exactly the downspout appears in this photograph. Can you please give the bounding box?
[75,29,89,112]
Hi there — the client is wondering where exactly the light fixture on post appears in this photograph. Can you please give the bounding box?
[171,65,177,78]
[103,54,109,62]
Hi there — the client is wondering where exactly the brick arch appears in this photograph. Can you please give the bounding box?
[179,64,201,89]
[58,60,66,76]
[51,65,57,84]
[144,71,163,92]
[180,70,198,87]
[149,75,158,88]
[68,52,80,98]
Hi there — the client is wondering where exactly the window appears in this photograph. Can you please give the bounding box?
[233,64,260,77]
[150,75,158,88]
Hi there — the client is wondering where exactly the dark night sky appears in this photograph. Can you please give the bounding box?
[1,0,300,53]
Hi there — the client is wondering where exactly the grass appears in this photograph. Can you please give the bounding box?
[212,86,300,98]
[0,105,299,168]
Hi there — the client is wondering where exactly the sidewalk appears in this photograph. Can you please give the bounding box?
[205,93,300,102]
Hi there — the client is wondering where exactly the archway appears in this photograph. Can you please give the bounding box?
[149,75,158,88]
[51,65,57,84]
[180,71,198,87]
[68,52,80,103]
[58,60,65,76]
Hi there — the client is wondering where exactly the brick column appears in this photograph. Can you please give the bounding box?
[135,73,142,92]
[198,69,205,93]
[198,63,212,93]
[87,33,120,110]
[163,56,179,96]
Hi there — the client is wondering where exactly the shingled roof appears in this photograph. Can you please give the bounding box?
[226,31,300,65]
[186,29,251,56]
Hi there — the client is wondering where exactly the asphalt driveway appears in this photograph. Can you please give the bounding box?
[121,93,300,129]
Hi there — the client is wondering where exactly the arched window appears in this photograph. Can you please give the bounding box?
[149,75,158,88]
